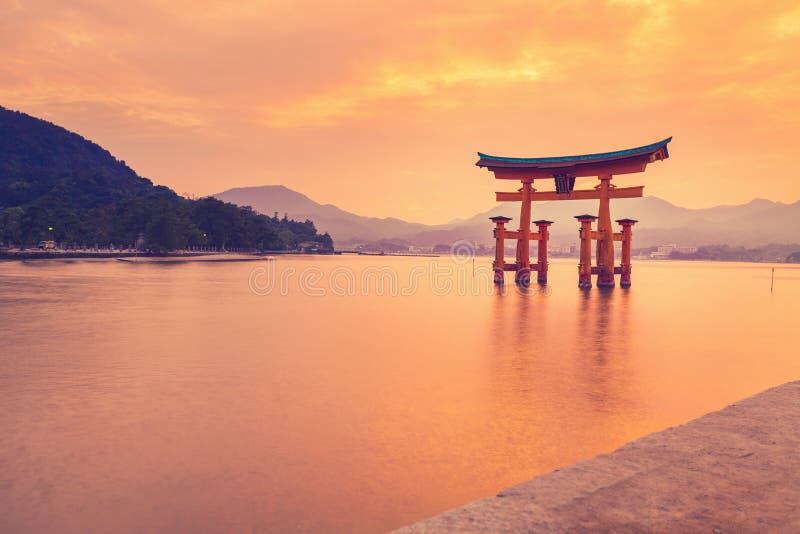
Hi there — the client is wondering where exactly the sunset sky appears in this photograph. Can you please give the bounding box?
[2,0,799,223]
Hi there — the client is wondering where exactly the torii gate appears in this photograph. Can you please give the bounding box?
[477,138,671,288]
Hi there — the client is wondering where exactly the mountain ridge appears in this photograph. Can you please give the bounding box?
[214,185,431,243]
[215,185,800,248]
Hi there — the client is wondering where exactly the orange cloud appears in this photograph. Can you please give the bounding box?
[261,54,554,128]
[1,1,799,222]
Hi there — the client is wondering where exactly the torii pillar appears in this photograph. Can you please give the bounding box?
[595,175,616,287]
[534,220,553,283]
[575,215,597,289]
[490,216,512,284]
[514,180,533,285]
[616,218,637,287]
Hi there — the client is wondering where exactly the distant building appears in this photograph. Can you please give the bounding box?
[548,243,578,256]
[297,241,319,253]
[650,244,697,259]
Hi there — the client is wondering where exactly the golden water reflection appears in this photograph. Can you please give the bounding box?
[0,257,798,532]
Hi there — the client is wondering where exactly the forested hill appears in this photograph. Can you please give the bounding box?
[0,106,332,251]
[0,105,168,207]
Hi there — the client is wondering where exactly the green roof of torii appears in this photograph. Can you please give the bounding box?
[477,138,671,167]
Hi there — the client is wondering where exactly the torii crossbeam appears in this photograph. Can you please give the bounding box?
[477,138,671,287]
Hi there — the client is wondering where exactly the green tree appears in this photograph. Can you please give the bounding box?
[0,207,24,246]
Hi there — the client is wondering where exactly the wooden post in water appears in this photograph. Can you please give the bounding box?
[575,215,597,289]
[616,218,637,288]
[534,220,553,284]
[595,175,615,287]
[515,180,533,285]
[490,216,512,285]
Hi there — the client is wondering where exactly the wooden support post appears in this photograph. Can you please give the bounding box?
[595,175,616,287]
[616,218,637,287]
[515,180,533,285]
[489,216,512,284]
[533,220,553,284]
[575,215,597,289]
[496,185,644,203]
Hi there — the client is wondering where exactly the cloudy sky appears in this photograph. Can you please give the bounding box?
[2,0,799,222]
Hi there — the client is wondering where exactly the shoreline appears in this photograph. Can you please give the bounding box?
[1,250,795,265]
[0,250,441,260]
[0,250,329,260]
[397,381,800,532]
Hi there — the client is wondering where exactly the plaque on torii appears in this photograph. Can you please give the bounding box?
[477,138,671,288]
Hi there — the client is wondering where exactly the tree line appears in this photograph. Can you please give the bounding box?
[0,195,333,253]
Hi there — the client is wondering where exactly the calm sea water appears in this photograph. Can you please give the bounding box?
[1,256,798,532]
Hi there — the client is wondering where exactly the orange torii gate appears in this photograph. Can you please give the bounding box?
[477,138,671,288]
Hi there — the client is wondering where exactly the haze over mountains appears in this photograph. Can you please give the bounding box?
[2,102,794,254]
[215,186,429,243]
[215,185,800,248]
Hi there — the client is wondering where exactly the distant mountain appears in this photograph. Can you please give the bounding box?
[214,185,430,243]
[446,196,800,247]
[217,184,800,248]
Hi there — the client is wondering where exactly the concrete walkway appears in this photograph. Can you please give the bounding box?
[398,381,800,533]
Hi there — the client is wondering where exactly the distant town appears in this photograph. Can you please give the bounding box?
[335,240,800,264]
